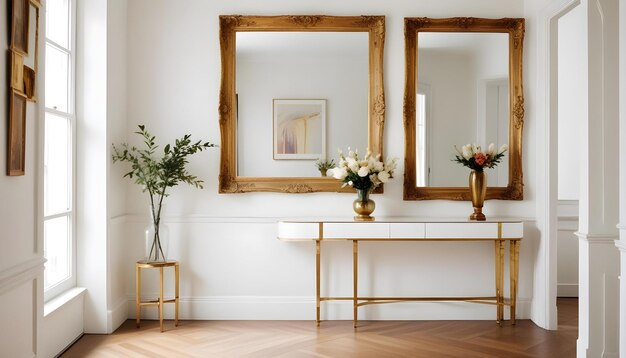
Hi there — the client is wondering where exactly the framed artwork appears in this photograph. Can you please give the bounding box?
[10,51,24,92]
[8,91,27,176]
[23,0,40,101]
[11,0,30,55]
[273,99,326,160]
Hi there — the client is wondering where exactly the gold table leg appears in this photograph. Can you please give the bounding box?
[136,265,141,328]
[175,262,180,327]
[494,240,505,324]
[353,240,358,328]
[498,240,505,323]
[159,266,164,332]
[510,240,520,324]
[316,240,321,327]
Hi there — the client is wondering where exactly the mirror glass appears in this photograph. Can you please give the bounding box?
[236,32,369,177]
[416,32,509,187]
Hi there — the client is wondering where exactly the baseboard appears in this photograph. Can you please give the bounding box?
[557,283,578,297]
[53,334,83,358]
[127,295,532,321]
[108,297,128,333]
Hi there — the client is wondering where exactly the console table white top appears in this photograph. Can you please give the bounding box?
[277,218,524,241]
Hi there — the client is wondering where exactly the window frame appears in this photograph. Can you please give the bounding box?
[42,0,77,301]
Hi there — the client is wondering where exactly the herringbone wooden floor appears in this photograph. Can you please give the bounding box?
[61,298,578,358]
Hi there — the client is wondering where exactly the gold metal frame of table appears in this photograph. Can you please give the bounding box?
[135,260,180,332]
[313,222,521,328]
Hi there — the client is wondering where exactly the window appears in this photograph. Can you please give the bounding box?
[43,0,75,299]
[416,83,431,187]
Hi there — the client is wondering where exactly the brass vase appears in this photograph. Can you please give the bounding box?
[353,189,375,221]
[469,170,487,221]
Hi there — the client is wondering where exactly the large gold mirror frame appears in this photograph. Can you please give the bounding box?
[403,17,525,200]
[218,15,385,193]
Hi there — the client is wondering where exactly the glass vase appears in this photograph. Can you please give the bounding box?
[145,204,169,262]
[353,188,376,221]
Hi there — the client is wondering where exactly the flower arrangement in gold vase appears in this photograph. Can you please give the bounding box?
[328,148,397,221]
[453,143,508,221]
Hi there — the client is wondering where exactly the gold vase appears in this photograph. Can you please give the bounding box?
[469,170,487,221]
[353,189,375,221]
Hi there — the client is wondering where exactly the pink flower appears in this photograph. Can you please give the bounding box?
[474,153,487,166]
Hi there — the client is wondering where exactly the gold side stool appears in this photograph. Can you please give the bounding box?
[135,260,179,332]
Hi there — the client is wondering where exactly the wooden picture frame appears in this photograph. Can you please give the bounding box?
[10,51,24,92]
[23,0,40,101]
[273,99,326,161]
[10,0,30,56]
[403,17,525,201]
[218,15,386,193]
[8,91,27,176]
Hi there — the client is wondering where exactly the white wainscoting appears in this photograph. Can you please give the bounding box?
[557,200,579,297]
[0,258,44,358]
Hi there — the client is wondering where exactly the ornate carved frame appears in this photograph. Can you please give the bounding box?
[218,15,385,193]
[403,17,525,201]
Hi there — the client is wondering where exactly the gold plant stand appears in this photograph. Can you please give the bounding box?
[135,260,179,332]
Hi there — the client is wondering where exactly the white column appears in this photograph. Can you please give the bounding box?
[617,0,626,355]
[577,0,620,357]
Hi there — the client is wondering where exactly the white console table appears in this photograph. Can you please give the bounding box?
[277,218,523,327]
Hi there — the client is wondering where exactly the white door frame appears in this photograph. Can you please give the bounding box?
[536,0,581,330]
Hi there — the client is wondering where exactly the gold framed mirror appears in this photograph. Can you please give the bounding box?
[403,17,525,200]
[218,15,385,193]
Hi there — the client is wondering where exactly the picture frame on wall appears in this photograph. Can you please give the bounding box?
[22,0,40,101]
[10,51,25,92]
[8,91,28,176]
[273,99,326,160]
[11,0,30,56]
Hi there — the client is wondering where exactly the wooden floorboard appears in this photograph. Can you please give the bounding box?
[61,298,578,358]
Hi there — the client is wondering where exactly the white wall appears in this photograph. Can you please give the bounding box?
[237,56,368,177]
[122,0,541,323]
[557,5,584,201]
[618,0,626,348]
[106,0,130,333]
[0,0,44,356]
[76,0,128,335]
[557,201,579,297]
[554,4,584,300]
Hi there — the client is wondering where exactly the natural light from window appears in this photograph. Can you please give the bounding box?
[43,0,75,296]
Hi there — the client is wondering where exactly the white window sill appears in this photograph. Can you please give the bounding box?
[44,287,86,317]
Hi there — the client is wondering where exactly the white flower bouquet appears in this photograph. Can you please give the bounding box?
[453,143,508,172]
[327,148,397,191]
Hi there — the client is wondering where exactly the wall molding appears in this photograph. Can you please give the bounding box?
[107,297,128,334]
[117,214,538,225]
[557,283,579,297]
[557,200,579,219]
[0,257,45,294]
[575,232,620,244]
[127,295,532,321]
[615,240,626,252]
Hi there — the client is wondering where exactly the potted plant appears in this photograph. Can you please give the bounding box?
[315,159,336,177]
[112,125,216,262]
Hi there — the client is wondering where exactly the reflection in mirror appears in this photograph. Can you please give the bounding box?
[236,32,369,177]
[416,32,509,187]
